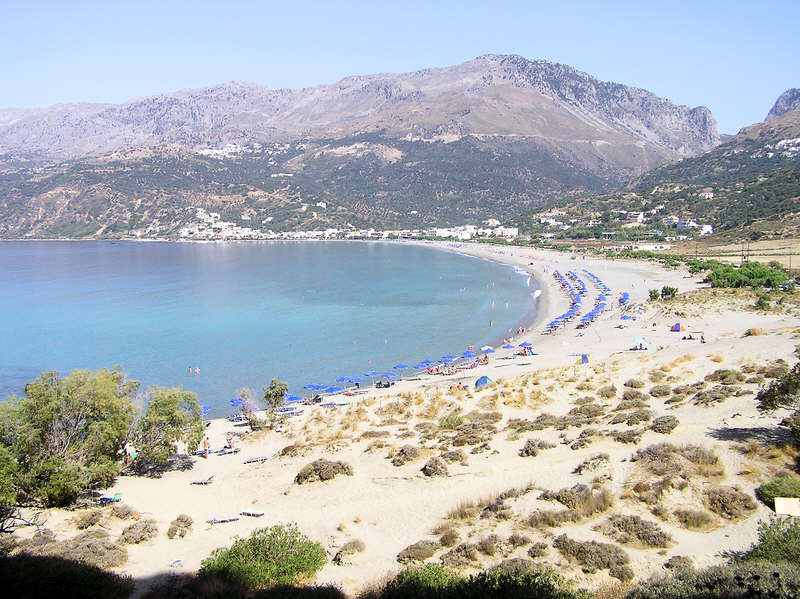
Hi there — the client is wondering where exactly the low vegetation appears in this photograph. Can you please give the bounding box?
[552,534,629,575]
[756,476,800,509]
[199,523,326,587]
[295,459,353,484]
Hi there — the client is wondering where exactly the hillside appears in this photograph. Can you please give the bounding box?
[530,110,800,237]
[0,55,721,239]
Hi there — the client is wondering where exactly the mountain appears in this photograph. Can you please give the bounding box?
[766,88,800,121]
[0,55,720,239]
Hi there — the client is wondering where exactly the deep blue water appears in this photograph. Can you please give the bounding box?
[0,241,536,416]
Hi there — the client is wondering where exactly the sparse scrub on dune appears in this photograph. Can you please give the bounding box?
[119,521,158,545]
[613,398,649,411]
[756,476,800,509]
[528,509,580,529]
[611,429,642,444]
[519,438,557,457]
[167,514,193,539]
[622,389,649,402]
[673,508,714,530]
[631,443,722,478]
[692,385,738,407]
[439,449,468,465]
[437,413,463,430]
[397,540,440,563]
[111,504,137,520]
[452,422,496,447]
[650,416,679,434]
[553,534,629,574]
[508,533,531,548]
[649,384,671,397]
[447,500,479,520]
[75,510,102,530]
[294,459,353,484]
[568,404,606,418]
[649,370,667,383]
[705,369,746,385]
[611,409,652,426]
[421,457,449,477]
[540,483,614,517]
[573,453,610,475]
[391,445,420,466]
[333,539,365,565]
[527,542,549,558]
[439,528,460,547]
[279,442,308,457]
[704,486,757,520]
[439,542,479,568]
[663,555,693,571]
[624,379,645,389]
[464,411,502,424]
[598,385,617,399]
[476,535,500,556]
[601,514,671,548]
[18,529,128,569]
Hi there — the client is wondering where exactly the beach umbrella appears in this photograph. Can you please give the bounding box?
[201,405,211,416]
[351,376,365,383]
[440,357,454,364]
[304,383,323,390]
[519,341,532,348]
[483,348,495,354]
[475,375,493,389]
[229,398,244,407]
[336,376,352,383]
[364,370,381,376]
[441,354,456,360]
[284,394,302,403]
[413,362,429,369]
[633,337,650,346]
[383,372,397,378]
[462,351,476,359]
[502,344,515,349]
[480,345,493,351]
[393,364,409,370]
[575,354,593,365]
[325,386,344,393]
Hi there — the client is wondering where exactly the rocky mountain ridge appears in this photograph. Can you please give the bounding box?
[0,54,718,165]
[766,88,800,121]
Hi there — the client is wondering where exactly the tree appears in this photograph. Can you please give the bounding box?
[660,286,678,300]
[134,387,203,463]
[649,289,660,301]
[756,363,800,442]
[262,379,288,410]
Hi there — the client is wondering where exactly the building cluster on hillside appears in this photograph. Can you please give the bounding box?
[178,210,519,241]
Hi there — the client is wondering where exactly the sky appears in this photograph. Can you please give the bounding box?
[1,1,798,134]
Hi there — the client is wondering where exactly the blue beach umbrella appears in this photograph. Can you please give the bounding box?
[201,405,211,416]
[393,364,409,370]
[336,376,352,383]
[502,344,515,349]
[413,362,428,369]
[519,342,532,348]
[383,372,398,378]
[462,351,476,359]
[284,394,302,403]
[365,370,381,377]
[229,398,244,407]
[483,348,495,354]
[304,383,323,390]
[441,354,456,360]
[325,386,344,393]
[351,377,365,383]
[440,357,454,364]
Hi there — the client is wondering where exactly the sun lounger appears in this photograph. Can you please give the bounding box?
[244,456,269,464]
[240,510,264,517]
[99,492,122,504]
[215,448,240,456]
[191,475,214,485]
[227,415,247,422]
[208,515,239,524]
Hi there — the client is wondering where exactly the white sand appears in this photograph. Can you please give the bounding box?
[17,242,800,594]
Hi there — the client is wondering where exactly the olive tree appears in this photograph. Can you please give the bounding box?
[756,362,800,442]
[134,387,204,463]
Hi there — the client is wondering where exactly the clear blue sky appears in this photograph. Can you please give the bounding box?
[1,0,798,133]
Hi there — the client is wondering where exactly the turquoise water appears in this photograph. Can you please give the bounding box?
[0,241,536,416]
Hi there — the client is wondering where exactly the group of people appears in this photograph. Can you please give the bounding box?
[375,379,396,388]
[187,366,200,375]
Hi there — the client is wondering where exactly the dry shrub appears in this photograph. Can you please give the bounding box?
[447,499,479,520]
[552,534,629,573]
[598,385,617,398]
[704,486,757,520]
[167,514,193,539]
[360,429,390,439]
[452,422,496,447]
[614,398,649,411]
[649,384,671,397]
[421,457,448,477]
[527,542,549,558]
[626,409,653,426]
[75,510,102,530]
[610,565,634,582]
[528,509,580,529]
[664,555,694,571]
[440,542,479,567]
[602,514,671,547]
[569,404,606,419]
[333,539,365,564]
[439,449,468,465]
[279,443,308,457]
[391,444,420,466]
[519,438,556,457]
[650,416,679,434]
[397,540,439,563]
[465,410,502,424]
[119,521,158,545]
[111,504,137,520]
[611,429,642,444]
[295,459,353,484]
[710,354,725,363]
[507,414,559,432]
[692,385,737,407]
[624,379,645,389]
[632,443,722,478]
[745,328,764,336]
[440,528,460,547]
[649,370,667,383]
[622,389,649,402]
[477,534,500,556]
[508,533,531,548]
[21,529,128,569]
[574,453,610,475]
[705,369,745,384]
[540,483,614,517]
[674,508,714,529]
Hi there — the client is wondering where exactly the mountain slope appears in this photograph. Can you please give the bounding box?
[766,88,800,121]
[0,55,721,238]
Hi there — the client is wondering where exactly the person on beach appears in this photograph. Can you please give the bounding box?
[225,432,235,449]
[195,367,200,375]
[202,436,210,458]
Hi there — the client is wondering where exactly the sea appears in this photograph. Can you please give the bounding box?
[0,241,537,416]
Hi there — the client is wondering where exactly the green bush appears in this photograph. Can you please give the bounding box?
[379,564,461,599]
[625,560,800,599]
[438,414,464,429]
[743,517,800,563]
[755,477,800,509]
[660,286,678,300]
[199,524,326,588]
[649,289,660,301]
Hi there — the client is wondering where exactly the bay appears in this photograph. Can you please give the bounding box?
[0,241,536,416]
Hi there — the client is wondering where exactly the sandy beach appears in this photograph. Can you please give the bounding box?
[16,241,800,595]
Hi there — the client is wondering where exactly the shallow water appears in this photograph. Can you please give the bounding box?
[0,241,536,416]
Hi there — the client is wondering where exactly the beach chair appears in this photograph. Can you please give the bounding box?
[216,447,240,456]
[191,475,214,485]
[208,514,239,524]
[244,456,269,464]
[240,509,264,517]
[99,492,123,505]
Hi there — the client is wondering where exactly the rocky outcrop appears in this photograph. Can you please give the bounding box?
[766,88,800,121]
